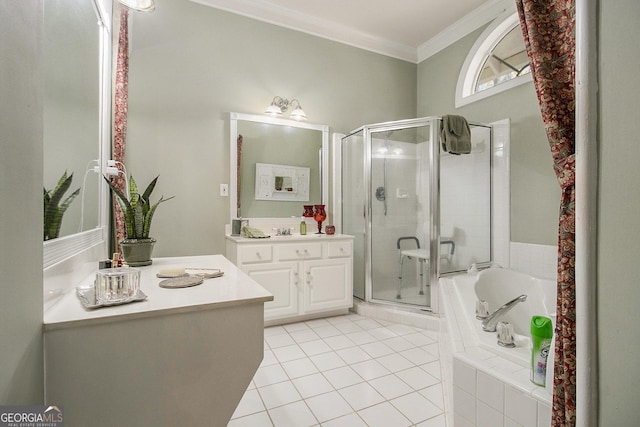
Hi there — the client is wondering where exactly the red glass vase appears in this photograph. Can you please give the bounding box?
[313,205,327,234]
[303,205,314,217]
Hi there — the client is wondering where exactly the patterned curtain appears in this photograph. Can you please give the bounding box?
[515,1,576,426]
[112,6,130,249]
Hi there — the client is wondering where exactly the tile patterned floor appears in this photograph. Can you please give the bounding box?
[228,313,448,427]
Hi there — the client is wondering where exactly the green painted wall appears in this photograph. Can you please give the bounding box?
[417,26,560,246]
[126,0,417,256]
[0,2,44,404]
[597,1,640,424]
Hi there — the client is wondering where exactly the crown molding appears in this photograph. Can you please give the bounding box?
[191,0,417,62]
[191,0,513,64]
[417,0,515,63]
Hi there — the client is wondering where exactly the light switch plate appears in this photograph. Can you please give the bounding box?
[220,183,229,197]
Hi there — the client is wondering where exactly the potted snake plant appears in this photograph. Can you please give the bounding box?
[104,175,174,266]
[44,171,80,241]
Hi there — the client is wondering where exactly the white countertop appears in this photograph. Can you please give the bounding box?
[225,233,354,243]
[43,255,273,330]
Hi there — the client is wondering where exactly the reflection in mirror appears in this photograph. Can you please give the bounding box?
[43,0,109,269]
[43,0,101,239]
[230,113,329,219]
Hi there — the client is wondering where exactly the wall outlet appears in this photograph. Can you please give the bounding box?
[220,184,229,197]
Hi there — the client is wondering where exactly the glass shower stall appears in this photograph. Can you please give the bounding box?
[341,117,492,313]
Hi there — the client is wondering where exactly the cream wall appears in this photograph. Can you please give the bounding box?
[417,27,560,246]
[597,1,640,424]
[0,2,44,403]
[126,0,417,257]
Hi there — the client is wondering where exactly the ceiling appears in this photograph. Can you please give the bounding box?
[191,0,514,63]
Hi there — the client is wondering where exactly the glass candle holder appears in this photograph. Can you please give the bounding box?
[95,267,141,304]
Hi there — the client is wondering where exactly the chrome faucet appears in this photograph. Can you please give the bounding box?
[481,294,527,332]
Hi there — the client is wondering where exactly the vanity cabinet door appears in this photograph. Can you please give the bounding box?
[302,258,352,314]
[243,262,299,321]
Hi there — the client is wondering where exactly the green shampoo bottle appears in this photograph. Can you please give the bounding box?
[530,315,553,386]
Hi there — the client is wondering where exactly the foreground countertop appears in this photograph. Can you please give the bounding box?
[43,255,273,330]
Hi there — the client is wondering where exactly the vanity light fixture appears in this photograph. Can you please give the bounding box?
[265,96,307,121]
[116,0,155,12]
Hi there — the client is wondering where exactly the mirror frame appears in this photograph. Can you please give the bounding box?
[229,112,329,220]
[43,0,111,269]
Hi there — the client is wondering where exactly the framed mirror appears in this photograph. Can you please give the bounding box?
[229,112,329,219]
[43,0,111,268]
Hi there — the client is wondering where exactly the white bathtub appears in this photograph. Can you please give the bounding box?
[440,268,555,426]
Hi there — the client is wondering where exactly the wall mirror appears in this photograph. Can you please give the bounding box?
[229,112,329,219]
[43,0,110,268]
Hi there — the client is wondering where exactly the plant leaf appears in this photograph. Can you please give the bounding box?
[142,195,175,238]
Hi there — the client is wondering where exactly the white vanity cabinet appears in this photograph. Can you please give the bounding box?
[226,235,354,324]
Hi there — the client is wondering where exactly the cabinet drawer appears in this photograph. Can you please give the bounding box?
[328,240,352,258]
[240,245,273,263]
[278,243,322,261]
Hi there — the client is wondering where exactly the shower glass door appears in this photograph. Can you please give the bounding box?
[341,129,366,300]
[369,124,433,308]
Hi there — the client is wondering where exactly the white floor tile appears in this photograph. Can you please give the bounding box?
[264,326,287,337]
[253,364,289,388]
[305,318,331,328]
[400,347,438,365]
[352,318,383,330]
[309,352,346,372]
[391,391,443,424]
[272,344,307,363]
[359,341,395,358]
[265,333,296,349]
[299,339,332,356]
[281,358,320,379]
[227,411,274,427]
[305,391,353,423]
[290,329,321,344]
[416,413,448,427]
[404,331,436,346]
[419,382,446,409]
[231,389,265,419]
[368,374,413,400]
[357,402,412,427]
[240,313,450,427]
[338,382,385,411]
[336,346,371,364]
[376,353,414,373]
[345,330,378,345]
[382,336,416,352]
[323,366,364,389]
[323,335,355,351]
[258,381,302,409]
[312,325,343,338]
[268,400,317,427]
[320,412,367,427]
[367,327,400,341]
[333,321,363,334]
[349,359,391,381]
[292,373,335,399]
[421,360,442,380]
[396,366,440,390]
[260,350,279,367]
[283,322,311,332]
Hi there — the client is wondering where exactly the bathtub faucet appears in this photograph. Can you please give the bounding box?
[481,294,527,332]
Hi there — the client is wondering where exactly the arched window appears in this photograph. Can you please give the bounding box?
[455,11,532,107]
